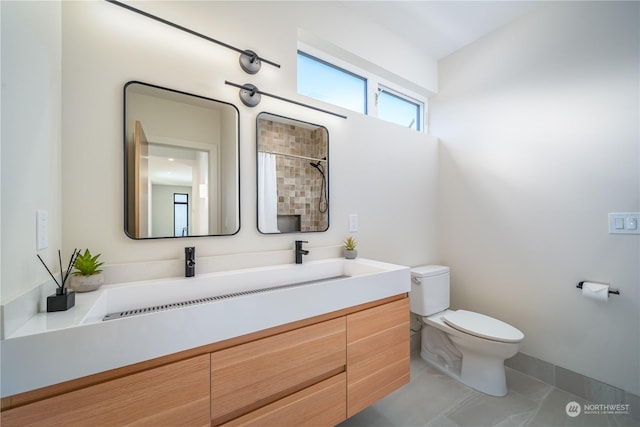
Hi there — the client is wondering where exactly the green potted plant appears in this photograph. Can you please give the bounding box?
[343,236,358,259]
[68,249,105,292]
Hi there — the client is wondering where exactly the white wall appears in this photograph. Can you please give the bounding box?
[1,1,62,303]
[127,92,222,145]
[58,2,438,268]
[431,2,639,395]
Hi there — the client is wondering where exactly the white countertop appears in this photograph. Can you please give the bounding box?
[1,258,410,397]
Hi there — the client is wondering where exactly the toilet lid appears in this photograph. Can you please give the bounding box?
[442,310,524,343]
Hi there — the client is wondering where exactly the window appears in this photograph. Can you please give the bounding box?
[174,193,189,237]
[377,87,422,131]
[297,49,425,132]
[297,51,367,114]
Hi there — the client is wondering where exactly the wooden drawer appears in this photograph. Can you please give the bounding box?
[221,373,346,427]
[0,355,211,427]
[346,297,410,417]
[211,317,346,425]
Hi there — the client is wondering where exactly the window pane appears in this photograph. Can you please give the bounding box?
[174,204,188,236]
[378,90,421,130]
[174,193,188,236]
[174,193,188,203]
[297,52,366,114]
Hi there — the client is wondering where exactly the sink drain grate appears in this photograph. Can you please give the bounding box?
[102,275,349,321]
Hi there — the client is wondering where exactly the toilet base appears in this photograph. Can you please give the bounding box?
[459,351,507,396]
[420,323,513,397]
[420,345,508,397]
[420,347,462,381]
[420,325,462,379]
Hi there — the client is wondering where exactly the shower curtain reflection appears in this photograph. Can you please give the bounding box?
[256,113,329,234]
[258,152,279,233]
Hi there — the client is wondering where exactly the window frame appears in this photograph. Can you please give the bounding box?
[297,44,427,132]
[173,192,189,237]
[297,50,368,115]
[376,84,424,131]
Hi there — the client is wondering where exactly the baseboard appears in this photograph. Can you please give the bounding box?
[506,352,639,421]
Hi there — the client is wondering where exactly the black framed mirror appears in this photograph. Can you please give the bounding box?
[257,112,329,234]
[124,81,240,239]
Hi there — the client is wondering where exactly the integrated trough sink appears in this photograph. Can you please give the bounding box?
[101,275,350,321]
[82,257,404,324]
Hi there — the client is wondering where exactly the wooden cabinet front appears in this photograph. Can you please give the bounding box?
[221,373,346,427]
[0,354,211,427]
[211,317,346,425]
[346,297,410,417]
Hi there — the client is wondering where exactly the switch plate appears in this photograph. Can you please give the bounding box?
[349,214,358,232]
[608,213,640,234]
[614,217,625,229]
[36,210,49,250]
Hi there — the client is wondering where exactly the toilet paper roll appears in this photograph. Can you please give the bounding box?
[581,282,609,302]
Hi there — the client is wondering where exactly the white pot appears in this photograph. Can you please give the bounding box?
[344,249,358,259]
[68,272,104,293]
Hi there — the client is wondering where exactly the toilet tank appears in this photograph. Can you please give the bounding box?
[409,265,450,316]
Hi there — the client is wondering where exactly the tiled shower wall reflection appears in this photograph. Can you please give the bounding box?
[258,119,328,232]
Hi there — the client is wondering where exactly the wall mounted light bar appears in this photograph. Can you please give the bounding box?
[105,0,280,74]
[225,81,347,119]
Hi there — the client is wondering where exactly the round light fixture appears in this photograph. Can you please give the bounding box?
[239,84,261,107]
[239,50,261,74]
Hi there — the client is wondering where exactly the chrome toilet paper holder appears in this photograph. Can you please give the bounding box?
[577,281,620,296]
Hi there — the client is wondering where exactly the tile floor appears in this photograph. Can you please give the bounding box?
[338,352,640,427]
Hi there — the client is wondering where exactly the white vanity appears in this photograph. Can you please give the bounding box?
[1,258,410,426]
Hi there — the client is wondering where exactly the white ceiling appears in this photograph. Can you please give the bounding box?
[341,1,543,60]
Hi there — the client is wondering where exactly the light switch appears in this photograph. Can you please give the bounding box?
[349,214,358,232]
[609,212,640,234]
[36,210,48,250]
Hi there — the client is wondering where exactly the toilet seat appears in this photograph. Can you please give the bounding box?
[442,310,524,343]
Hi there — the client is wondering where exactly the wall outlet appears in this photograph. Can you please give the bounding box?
[608,212,640,234]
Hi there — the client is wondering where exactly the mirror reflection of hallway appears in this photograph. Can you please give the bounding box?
[124,81,240,239]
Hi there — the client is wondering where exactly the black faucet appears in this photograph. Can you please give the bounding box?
[185,247,196,277]
[295,240,309,264]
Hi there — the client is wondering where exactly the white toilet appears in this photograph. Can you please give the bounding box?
[409,265,524,396]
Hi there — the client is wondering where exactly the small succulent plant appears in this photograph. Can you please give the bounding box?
[73,249,104,276]
[343,237,357,251]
